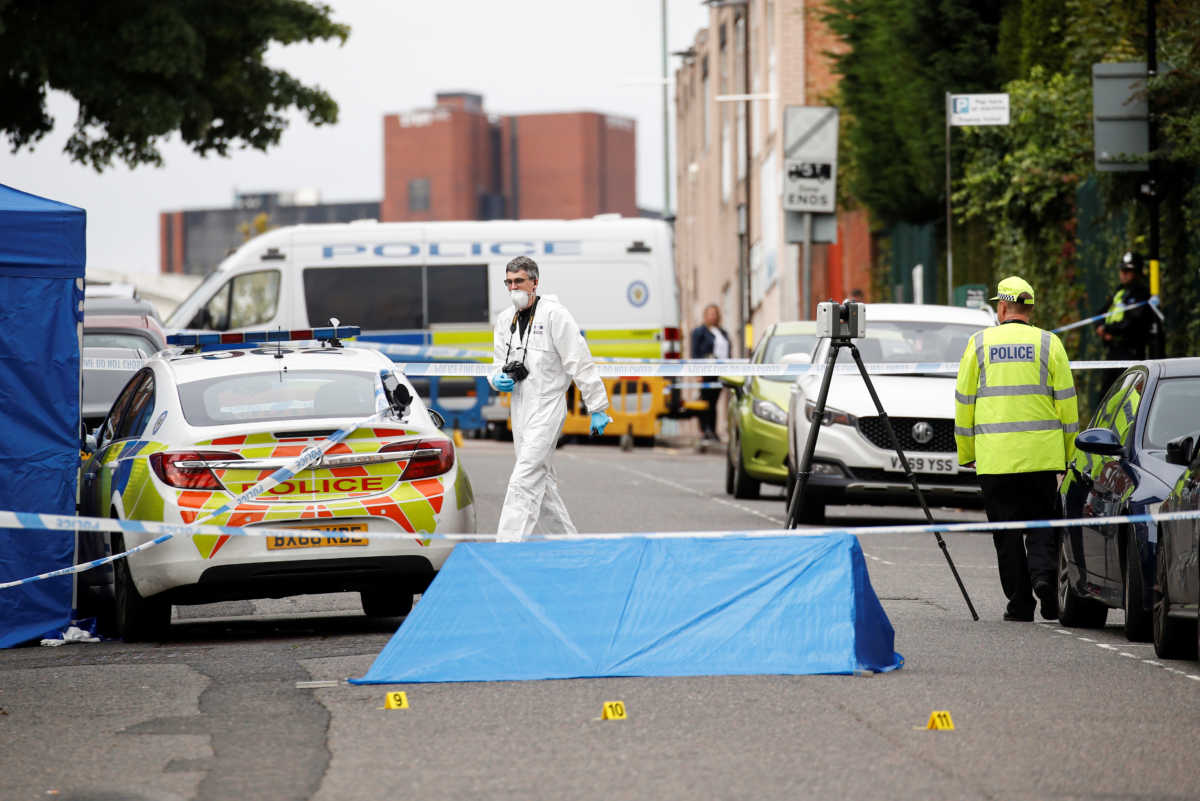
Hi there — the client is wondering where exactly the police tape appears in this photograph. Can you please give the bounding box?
[389,359,1139,378]
[1052,296,1160,334]
[354,340,751,365]
[5,506,1200,589]
[81,357,150,372]
[0,401,396,590]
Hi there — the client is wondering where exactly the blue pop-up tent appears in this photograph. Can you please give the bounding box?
[352,534,903,684]
[0,183,85,647]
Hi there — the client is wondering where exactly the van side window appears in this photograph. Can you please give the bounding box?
[303,265,488,329]
[304,266,422,330]
[427,265,488,324]
[191,270,280,330]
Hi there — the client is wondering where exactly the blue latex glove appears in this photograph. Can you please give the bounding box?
[590,412,613,436]
[490,371,515,392]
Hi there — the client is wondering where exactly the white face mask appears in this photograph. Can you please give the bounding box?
[510,289,532,310]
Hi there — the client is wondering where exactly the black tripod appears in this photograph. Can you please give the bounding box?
[784,336,979,621]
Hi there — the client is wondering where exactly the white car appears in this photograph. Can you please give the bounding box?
[78,327,475,640]
[785,304,994,522]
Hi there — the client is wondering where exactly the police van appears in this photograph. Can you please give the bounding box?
[166,216,682,434]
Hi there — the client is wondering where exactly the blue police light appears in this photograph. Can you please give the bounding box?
[167,326,361,348]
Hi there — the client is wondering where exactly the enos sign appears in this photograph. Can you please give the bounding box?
[783,106,839,214]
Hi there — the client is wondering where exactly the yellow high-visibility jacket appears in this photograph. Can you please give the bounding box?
[954,320,1079,474]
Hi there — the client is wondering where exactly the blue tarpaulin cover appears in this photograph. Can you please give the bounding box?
[351,534,903,684]
[0,183,85,648]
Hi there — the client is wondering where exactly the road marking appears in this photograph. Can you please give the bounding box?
[1048,628,1200,685]
[295,680,341,688]
[862,553,895,566]
[565,455,788,527]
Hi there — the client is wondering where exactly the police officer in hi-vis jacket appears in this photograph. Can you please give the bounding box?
[954,276,1080,622]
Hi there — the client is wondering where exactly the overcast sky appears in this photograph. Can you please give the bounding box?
[0,0,710,275]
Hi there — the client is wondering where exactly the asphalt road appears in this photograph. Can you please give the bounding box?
[3,438,1199,801]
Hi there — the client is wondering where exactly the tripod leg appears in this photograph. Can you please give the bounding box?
[847,345,979,621]
[785,344,841,528]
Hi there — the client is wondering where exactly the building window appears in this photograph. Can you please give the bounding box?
[408,178,431,212]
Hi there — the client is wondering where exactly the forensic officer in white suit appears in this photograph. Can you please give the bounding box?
[490,255,612,541]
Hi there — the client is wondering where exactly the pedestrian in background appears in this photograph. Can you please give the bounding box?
[954,276,1080,622]
[488,256,611,541]
[1095,250,1152,394]
[690,303,730,441]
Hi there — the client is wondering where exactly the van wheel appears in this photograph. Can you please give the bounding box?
[725,452,735,495]
[112,534,170,642]
[361,590,414,618]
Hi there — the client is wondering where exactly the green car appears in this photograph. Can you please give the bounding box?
[721,321,817,499]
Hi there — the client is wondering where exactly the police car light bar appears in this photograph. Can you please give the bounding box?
[166,326,361,347]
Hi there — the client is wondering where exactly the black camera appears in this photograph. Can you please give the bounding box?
[502,361,530,382]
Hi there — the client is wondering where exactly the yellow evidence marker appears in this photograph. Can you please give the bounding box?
[384,691,409,710]
[926,710,954,730]
[601,701,627,720]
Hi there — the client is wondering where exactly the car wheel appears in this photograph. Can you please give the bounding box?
[112,534,170,642]
[1057,533,1107,628]
[731,435,761,500]
[1153,529,1197,659]
[361,589,414,618]
[725,447,735,495]
[797,491,826,525]
[1123,529,1152,642]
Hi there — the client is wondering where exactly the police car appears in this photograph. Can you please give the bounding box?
[784,304,994,522]
[78,326,475,640]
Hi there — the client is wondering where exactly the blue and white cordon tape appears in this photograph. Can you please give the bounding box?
[0,378,401,590]
[6,507,1200,589]
[1051,296,1161,334]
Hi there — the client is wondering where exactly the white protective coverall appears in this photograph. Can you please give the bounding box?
[494,294,609,541]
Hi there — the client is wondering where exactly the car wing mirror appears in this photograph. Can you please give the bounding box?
[1165,432,1198,466]
[85,432,98,453]
[429,409,446,429]
[380,371,413,418]
[720,375,746,392]
[1075,427,1123,457]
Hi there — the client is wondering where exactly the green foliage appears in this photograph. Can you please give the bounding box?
[953,67,1093,329]
[0,0,348,170]
[822,0,1010,226]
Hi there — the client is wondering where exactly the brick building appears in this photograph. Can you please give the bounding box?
[382,92,637,222]
[160,93,638,274]
[674,1,872,355]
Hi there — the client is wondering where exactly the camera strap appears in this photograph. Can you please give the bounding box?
[504,296,539,369]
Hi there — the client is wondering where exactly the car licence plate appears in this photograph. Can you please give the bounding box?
[886,455,957,474]
[267,523,369,550]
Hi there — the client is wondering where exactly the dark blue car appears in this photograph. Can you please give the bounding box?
[1058,359,1200,639]
[1153,427,1200,660]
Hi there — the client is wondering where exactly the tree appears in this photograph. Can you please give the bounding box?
[821,0,1011,226]
[0,0,348,171]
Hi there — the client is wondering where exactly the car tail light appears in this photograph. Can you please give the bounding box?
[149,451,242,489]
[663,327,682,341]
[380,439,455,479]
